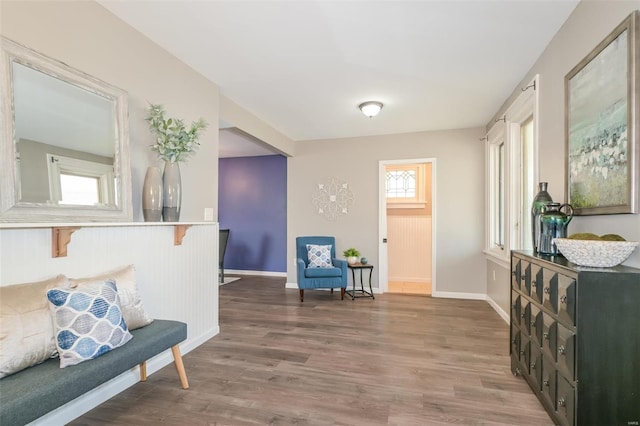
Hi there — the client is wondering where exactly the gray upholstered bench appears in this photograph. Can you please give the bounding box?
[0,319,188,426]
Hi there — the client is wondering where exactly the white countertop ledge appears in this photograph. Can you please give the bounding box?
[0,221,217,229]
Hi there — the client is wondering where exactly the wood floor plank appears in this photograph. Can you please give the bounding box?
[71,276,552,425]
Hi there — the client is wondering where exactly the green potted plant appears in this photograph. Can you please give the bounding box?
[146,104,208,164]
[343,247,360,265]
[144,104,208,222]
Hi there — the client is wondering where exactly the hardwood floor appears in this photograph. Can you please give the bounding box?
[72,276,552,425]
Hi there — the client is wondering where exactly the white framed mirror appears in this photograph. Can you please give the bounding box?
[0,37,132,222]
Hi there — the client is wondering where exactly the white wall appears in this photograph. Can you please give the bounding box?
[288,128,486,296]
[486,0,640,317]
[1,0,220,222]
[387,215,432,283]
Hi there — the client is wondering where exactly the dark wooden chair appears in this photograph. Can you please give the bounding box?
[219,229,230,283]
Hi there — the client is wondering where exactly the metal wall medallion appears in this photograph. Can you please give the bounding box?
[312,177,354,221]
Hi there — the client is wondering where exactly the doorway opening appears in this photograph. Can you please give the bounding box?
[378,159,435,295]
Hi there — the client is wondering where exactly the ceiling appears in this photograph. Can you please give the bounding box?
[218,127,283,158]
[98,0,579,156]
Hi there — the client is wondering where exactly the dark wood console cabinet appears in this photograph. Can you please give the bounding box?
[510,251,640,426]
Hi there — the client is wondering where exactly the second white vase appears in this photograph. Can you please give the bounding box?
[142,166,163,222]
[162,161,181,222]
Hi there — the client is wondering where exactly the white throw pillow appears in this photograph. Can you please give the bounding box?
[306,244,333,268]
[69,265,152,330]
[0,274,68,378]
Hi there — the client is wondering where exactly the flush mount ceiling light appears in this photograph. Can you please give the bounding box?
[359,101,383,118]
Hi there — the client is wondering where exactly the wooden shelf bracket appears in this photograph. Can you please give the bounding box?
[52,226,81,258]
[174,225,192,245]
[47,224,195,256]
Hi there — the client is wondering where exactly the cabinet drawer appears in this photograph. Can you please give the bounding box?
[511,353,521,376]
[520,300,531,336]
[530,264,543,303]
[556,374,575,426]
[542,313,557,362]
[521,260,532,296]
[557,325,576,381]
[542,268,558,313]
[511,326,521,357]
[530,305,544,348]
[541,355,557,411]
[511,290,521,327]
[511,258,522,290]
[520,337,531,375]
[557,274,576,326]
[529,345,543,392]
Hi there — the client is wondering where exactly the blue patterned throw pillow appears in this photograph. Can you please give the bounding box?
[306,244,333,268]
[46,280,132,368]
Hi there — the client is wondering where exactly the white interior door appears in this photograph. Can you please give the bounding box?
[378,158,436,294]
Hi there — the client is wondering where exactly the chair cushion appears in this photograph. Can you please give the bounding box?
[305,267,342,278]
[306,244,333,268]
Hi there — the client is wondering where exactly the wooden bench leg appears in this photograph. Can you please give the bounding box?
[139,361,147,382]
[171,345,189,389]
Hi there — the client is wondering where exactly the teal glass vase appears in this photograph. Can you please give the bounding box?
[531,182,553,253]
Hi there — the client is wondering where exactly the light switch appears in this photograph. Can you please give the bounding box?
[204,208,214,221]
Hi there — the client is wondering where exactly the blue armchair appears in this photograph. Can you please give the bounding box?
[296,236,348,302]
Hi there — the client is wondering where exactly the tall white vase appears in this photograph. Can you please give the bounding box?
[142,166,163,222]
[162,161,181,222]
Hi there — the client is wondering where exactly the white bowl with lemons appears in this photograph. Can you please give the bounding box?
[553,234,638,268]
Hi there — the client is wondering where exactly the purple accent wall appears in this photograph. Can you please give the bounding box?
[218,155,287,272]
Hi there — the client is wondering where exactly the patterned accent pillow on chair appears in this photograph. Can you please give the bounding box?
[306,244,333,268]
[47,280,133,368]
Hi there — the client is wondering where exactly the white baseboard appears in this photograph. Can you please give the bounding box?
[486,295,510,324]
[432,291,509,324]
[286,284,505,320]
[226,269,286,277]
[431,291,487,300]
[29,326,219,426]
[183,327,220,353]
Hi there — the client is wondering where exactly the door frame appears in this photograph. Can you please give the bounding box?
[378,158,437,294]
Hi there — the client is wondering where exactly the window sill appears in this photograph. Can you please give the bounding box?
[483,249,510,269]
[386,202,427,209]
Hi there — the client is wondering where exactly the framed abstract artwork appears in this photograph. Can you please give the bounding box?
[565,11,639,215]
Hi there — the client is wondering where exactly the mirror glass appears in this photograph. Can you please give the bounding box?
[1,37,132,222]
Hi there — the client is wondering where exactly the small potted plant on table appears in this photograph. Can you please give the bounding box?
[343,248,361,265]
